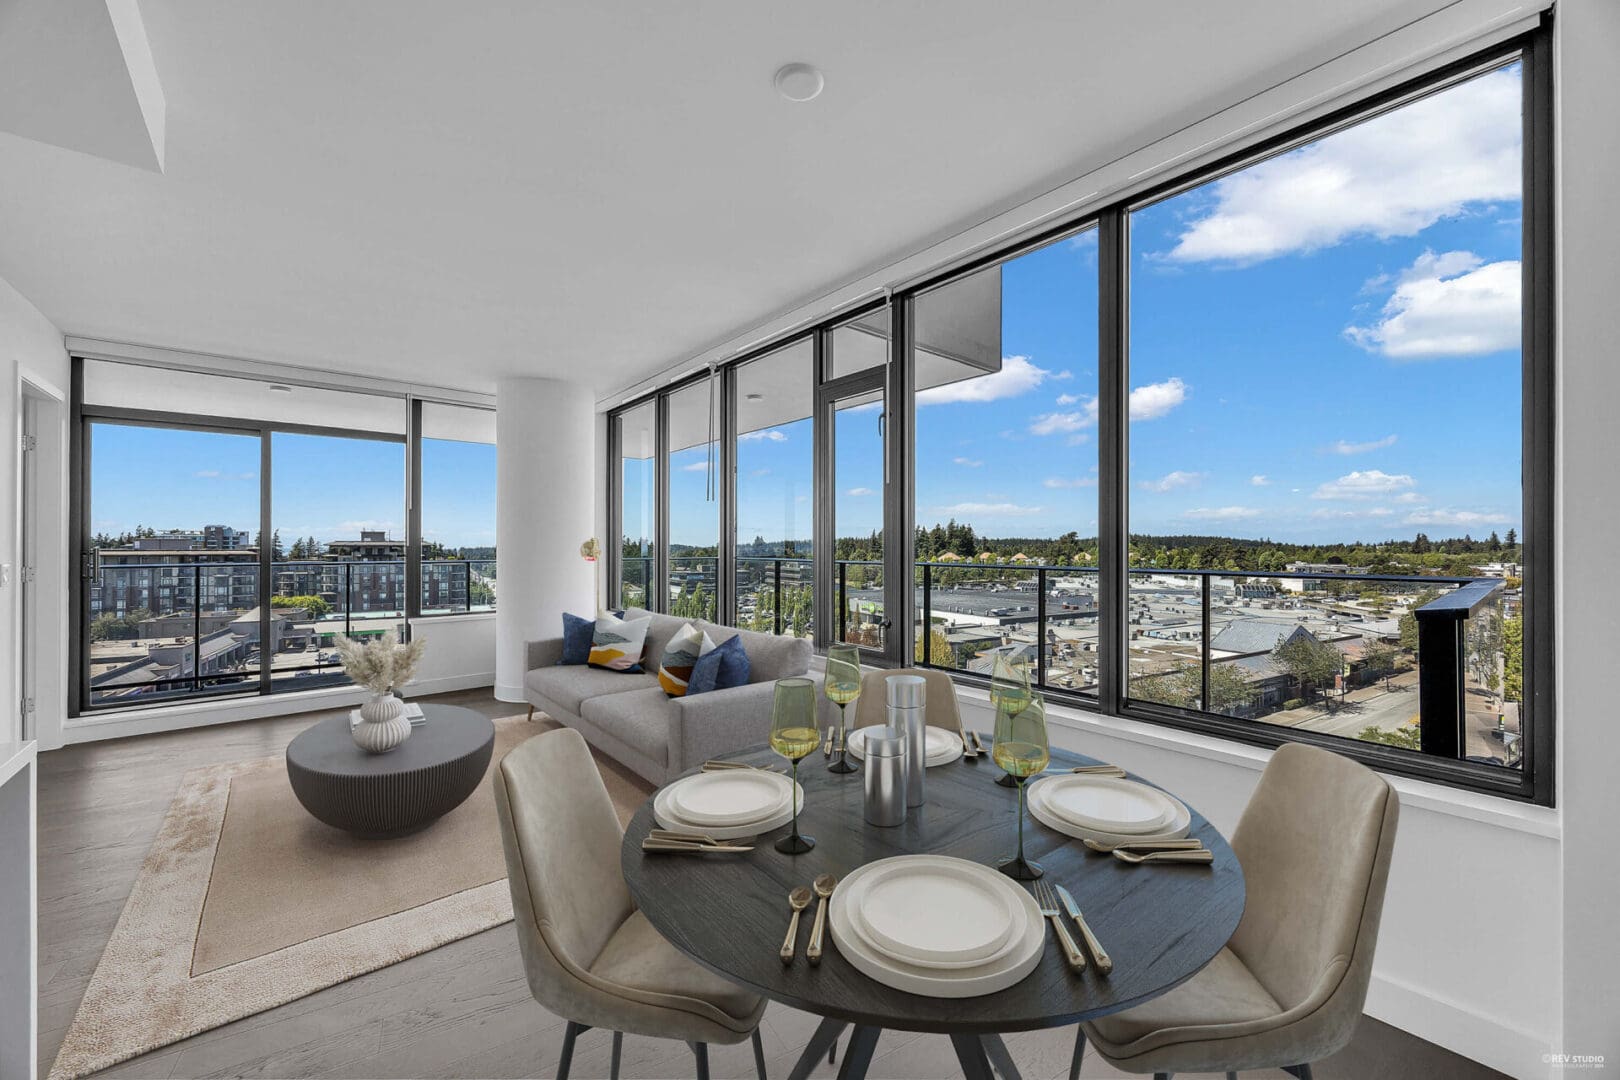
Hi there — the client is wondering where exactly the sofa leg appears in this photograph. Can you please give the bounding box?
[527,704,535,721]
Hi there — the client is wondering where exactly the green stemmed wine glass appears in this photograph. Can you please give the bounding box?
[770,678,818,854]
[993,692,1050,880]
[824,643,862,774]
[989,651,1033,788]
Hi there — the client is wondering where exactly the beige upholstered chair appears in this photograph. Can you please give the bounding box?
[493,728,767,1080]
[851,667,965,733]
[1072,743,1400,1080]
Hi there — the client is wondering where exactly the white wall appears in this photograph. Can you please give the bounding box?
[1554,0,1620,1068]
[494,377,596,699]
[1,274,68,746]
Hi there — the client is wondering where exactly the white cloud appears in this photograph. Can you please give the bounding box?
[1165,67,1520,264]
[749,468,771,477]
[1030,409,1094,436]
[1043,476,1098,489]
[1139,470,1203,493]
[933,502,1044,517]
[738,428,788,442]
[1312,507,1395,520]
[1313,469,1416,500]
[1250,474,1271,486]
[1130,377,1187,420]
[846,487,876,497]
[680,461,710,472]
[952,456,983,468]
[1184,506,1261,521]
[1330,434,1398,455]
[193,469,255,480]
[917,355,1049,406]
[1404,508,1512,527]
[1345,251,1520,358]
[1393,491,1427,505]
[1029,377,1186,436]
[1052,370,1074,381]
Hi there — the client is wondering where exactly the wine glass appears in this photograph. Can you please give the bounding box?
[992,692,1050,880]
[989,651,1033,788]
[769,678,819,854]
[824,643,863,774]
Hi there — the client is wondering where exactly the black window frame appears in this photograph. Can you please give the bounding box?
[607,24,1553,804]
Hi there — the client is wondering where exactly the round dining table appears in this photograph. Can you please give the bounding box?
[621,737,1245,1080]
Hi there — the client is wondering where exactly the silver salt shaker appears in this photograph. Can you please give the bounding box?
[887,674,927,808]
[863,730,907,827]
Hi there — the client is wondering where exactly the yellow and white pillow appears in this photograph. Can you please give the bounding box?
[658,622,717,697]
[588,612,652,672]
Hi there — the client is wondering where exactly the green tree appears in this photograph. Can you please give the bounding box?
[1130,661,1252,713]
[270,594,332,619]
[1271,635,1344,705]
[1357,724,1422,751]
[915,625,955,667]
[1502,615,1523,702]
[1362,640,1399,687]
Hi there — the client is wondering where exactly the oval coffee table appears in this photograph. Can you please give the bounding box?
[286,703,495,837]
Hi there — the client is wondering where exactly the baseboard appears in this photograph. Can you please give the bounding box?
[493,682,526,704]
[408,672,495,696]
[1366,970,1552,1079]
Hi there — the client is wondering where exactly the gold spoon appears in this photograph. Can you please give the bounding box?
[806,874,838,966]
[1112,848,1215,865]
[780,886,813,965]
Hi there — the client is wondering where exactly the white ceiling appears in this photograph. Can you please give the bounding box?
[0,1,1459,397]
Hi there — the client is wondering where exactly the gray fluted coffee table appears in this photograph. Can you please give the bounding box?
[285,704,495,837]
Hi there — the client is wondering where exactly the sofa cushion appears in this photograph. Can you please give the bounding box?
[580,687,675,767]
[687,634,749,696]
[589,612,652,672]
[560,612,596,665]
[700,623,811,683]
[657,622,717,697]
[528,665,657,717]
[620,608,689,671]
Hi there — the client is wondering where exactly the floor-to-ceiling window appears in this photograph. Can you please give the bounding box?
[1125,59,1526,767]
[665,379,720,621]
[733,338,814,635]
[613,401,657,611]
[911,227,1100,693]
[420,402,498,615]
[75,358,494,712]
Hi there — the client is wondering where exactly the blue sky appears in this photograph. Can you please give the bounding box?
[702,65,1524,548]
[91,424,496,549]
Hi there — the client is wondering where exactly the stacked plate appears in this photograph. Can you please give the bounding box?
[653,769,802,840]
[1026,774,1191,846]
[828,855,1044,997]
[844,725,963,767]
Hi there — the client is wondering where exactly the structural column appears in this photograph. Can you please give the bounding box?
[494,377,595,702]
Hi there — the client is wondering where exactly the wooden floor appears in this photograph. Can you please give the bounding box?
[38,689,1507,1080]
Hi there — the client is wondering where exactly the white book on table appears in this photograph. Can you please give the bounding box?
[350,702,427,728]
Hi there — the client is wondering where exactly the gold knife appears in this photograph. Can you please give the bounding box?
[1054,883,1113,975]
[642,840,754,854]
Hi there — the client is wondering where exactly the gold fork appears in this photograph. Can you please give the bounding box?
[1032,880,1086,972]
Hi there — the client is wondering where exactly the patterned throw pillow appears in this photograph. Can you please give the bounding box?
[588,612,652,672]
[657,622,717,697]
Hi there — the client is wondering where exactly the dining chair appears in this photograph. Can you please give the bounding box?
[493,727,768,1080]
[1070,742,1400,1080]
[851,667,964,731]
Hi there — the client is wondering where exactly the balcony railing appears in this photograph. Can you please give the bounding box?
[736,556,813,637]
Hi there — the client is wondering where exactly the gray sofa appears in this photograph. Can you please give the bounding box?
[523,608,814,785]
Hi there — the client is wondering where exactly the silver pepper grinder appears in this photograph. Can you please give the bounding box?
[886,674,927,808]
[862,730,908,827]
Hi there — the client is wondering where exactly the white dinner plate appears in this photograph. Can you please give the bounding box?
[652,778,802,841]
[829,856,1044,998]
[845,725,963,767]
[1037,775,1178,835]
[1026,775,1191,846]
[667,770,792,827]
[843,855,1019,967]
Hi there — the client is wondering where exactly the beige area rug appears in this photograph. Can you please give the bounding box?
[49,712,653,1080]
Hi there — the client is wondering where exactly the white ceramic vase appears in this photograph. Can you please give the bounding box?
[352,692,411,754]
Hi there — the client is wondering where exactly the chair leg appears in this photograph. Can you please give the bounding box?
[1227,1073,1239,1080]
[830,1035,837,1064]
[690,1041,711,1080]
[1068,1028,1086,1080]
[1283,1067,1314,1080]
[1153,1074,1172,1080]
[610,1031,623,1080]
[527,704,535,721]
[558,1021,589,1080]
[751,1027,767,1080]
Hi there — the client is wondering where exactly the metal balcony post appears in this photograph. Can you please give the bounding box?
[465,560,472,613]
[838,562,848,644]
[922,562,933,666]
[193,563,202,693]
[1036,567,1047,687]
[1414,579,1504,760]
[1200,574,1212,712]
[773,559,782,636]
[345,562,353,638]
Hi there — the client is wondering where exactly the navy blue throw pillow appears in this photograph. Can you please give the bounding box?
[687,634,751,696]
[560,612,594,665]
